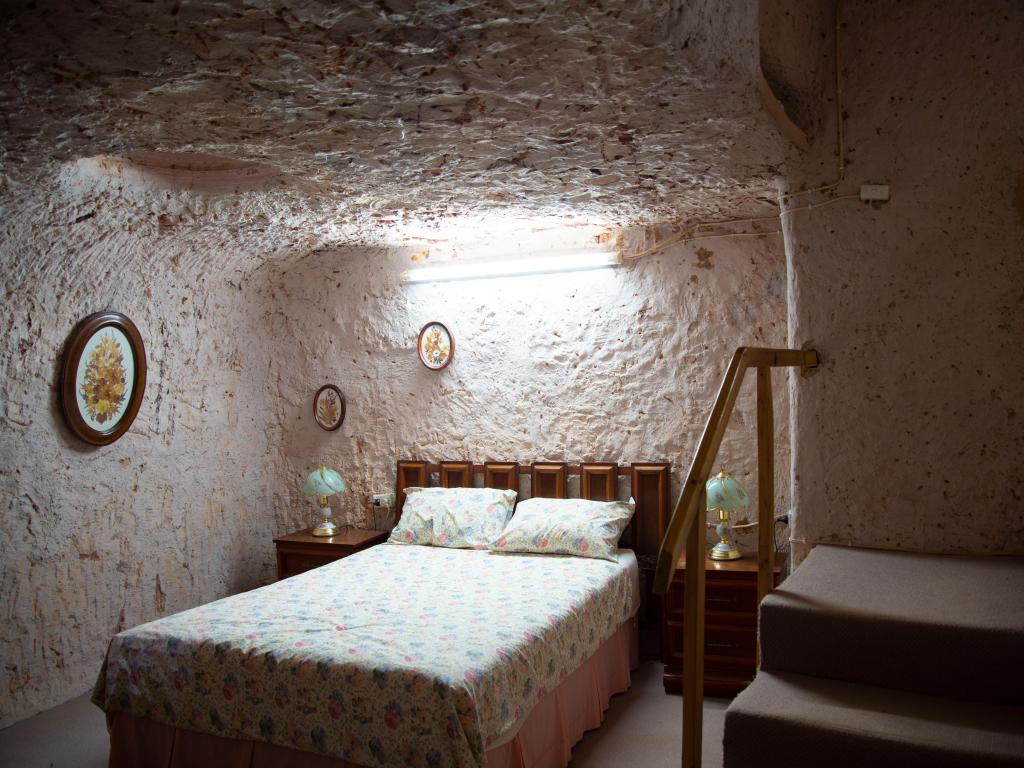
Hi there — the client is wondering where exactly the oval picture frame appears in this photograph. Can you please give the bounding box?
[417,321,454,371]
[61,311,147,446]
[313,384,346,431]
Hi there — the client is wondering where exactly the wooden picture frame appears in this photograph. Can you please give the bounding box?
[61,310,147,446]
[313,384,345,431]
[417,322,454,370]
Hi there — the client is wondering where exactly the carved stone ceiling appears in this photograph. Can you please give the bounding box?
[0,0,793,250]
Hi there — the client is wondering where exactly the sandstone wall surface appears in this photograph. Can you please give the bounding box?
[783,0,1024,559]
[0,178,300,727]
[0,0,789,235]
[259,236,791,551]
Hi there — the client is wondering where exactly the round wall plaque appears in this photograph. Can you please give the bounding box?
[313,384,346,430]
[61,311,147,445]
[417,322,454,371]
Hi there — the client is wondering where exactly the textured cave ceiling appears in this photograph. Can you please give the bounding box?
[0,0,802,250]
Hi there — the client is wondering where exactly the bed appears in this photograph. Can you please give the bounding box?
[93,459,669,768]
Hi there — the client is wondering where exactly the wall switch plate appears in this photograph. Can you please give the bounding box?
[372,492,395,508]
[860,184,890,201]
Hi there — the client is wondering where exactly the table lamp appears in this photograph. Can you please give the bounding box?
[706,470,750,561]
[303,464,347,537]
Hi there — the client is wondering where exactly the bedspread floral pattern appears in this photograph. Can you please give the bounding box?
[92,545,636,768]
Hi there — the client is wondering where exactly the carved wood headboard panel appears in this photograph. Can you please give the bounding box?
[531,462,567,498]
[439,461,472,488]
[395,460,427,516]
[484,462,519,492]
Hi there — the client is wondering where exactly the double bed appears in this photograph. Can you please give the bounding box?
[93,460,669,768]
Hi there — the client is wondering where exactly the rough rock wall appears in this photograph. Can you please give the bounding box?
[0,177,297,726]
[0,0,790,235]
[758,0,835,137]
[783,0,1024,559]
[258,235,791,550]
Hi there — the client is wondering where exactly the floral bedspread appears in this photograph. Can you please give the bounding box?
[92,544,637,768]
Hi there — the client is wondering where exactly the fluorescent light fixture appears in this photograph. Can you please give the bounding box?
[403,250,619,283]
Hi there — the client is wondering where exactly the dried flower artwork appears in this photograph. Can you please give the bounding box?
[417,322,454,370]
[313,385,345,430]
[80,333,128,424]
[61,311,146,446]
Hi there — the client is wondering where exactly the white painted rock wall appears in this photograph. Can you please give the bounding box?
[0,0,790,236]
[259,235,791,549]
[0,178,301,726]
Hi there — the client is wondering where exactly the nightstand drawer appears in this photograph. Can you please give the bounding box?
[663,624,757,664]
[273,528,390,581]
[662,552,786,696]
[279,552,338,576]
[665,580,758,619]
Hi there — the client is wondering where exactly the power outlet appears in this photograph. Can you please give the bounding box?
[372,492,395,508]
[859,184,890,202]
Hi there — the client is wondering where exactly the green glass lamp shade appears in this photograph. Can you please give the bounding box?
[304,465,347,538]
[303,466,346,498]
[705,470,749,511]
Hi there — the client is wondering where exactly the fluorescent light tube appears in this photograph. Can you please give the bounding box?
[403,250,619,283]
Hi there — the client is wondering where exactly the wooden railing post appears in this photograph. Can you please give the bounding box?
[653,347,819,768]
[681,486,706,768]
[756,366,775,607]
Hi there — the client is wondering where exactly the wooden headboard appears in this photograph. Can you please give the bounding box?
[395,458,671,659]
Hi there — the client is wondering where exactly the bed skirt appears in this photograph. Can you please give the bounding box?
[107,615,638,768]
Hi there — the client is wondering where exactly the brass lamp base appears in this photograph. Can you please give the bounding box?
[311,500,339,537]
[709,506,742,560]
[709,541,743,560]
[311,519,339,537]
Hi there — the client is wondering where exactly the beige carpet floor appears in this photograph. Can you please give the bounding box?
[0,662,728,767]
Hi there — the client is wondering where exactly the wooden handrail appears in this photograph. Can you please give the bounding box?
[653,346,819,768]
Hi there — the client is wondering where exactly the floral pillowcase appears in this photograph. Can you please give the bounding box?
[387,487,518,549]
[490,497,635,561]
[386,488,435,546]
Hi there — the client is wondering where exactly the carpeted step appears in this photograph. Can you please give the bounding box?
[758,546,1024,704]
[723,670,1024,768]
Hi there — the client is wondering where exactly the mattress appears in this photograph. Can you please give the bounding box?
[92,543,638,768]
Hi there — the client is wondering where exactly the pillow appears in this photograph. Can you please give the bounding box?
[386,487,435,546]
[387,487,518,549]
[490,497,635,561]
[430,487,518,549]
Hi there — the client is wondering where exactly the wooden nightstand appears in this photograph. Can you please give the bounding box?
[273,528,389,580]
[662,550,786,696]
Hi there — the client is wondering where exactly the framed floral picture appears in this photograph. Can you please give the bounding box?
[313,384,345,431]
[61,311,147,446]
[417,321,454,370]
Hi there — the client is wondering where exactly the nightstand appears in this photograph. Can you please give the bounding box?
[662,550,786,696]
[273,528,389,580]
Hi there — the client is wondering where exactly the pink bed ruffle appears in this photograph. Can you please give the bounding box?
[108,616,638,768]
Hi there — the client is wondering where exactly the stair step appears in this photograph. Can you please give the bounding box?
[759,545,1024,704]
[724,670,1024,768]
